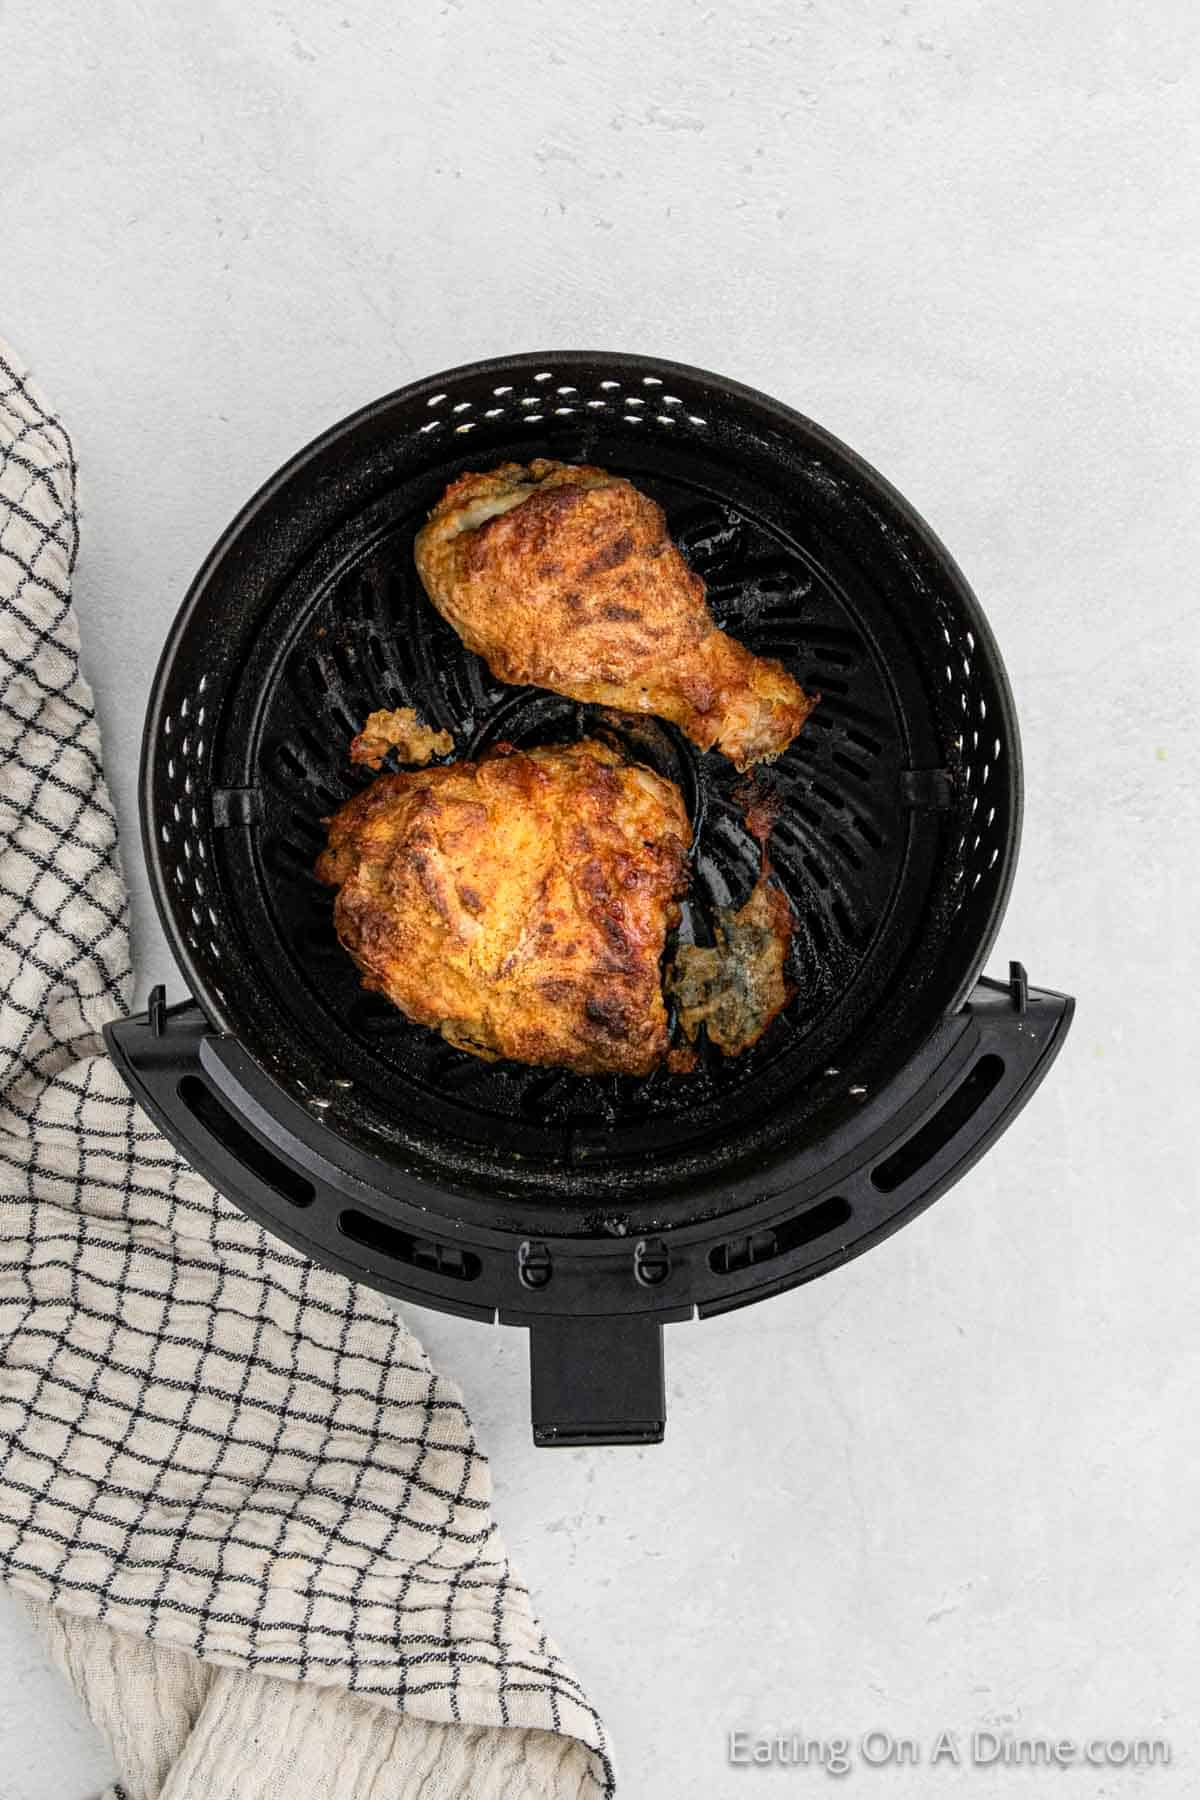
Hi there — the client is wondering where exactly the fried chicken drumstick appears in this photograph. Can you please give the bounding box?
[316,740,690,1076]
[414,460,816,770]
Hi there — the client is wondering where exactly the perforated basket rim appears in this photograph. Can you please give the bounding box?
[140,347,1024,1048]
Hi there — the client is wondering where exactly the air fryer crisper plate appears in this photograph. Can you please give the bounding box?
[107,352,1073,1445]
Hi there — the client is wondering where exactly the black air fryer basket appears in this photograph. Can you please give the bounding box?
[108,352,1074,1445]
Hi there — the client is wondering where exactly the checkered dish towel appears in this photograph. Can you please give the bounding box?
[0,342,612,1800]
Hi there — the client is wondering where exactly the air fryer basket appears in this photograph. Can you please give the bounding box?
[107,352,1073,1444]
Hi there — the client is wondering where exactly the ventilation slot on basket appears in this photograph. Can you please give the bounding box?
[339,1209,482,1281]
[709,1196,851,1275]
[177,1077,314,1208]
[871,1054,1005,1193]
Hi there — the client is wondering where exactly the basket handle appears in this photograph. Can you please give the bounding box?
[526,1315,666,1448]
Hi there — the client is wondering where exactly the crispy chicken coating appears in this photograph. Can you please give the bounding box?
[414,460,816,770]
[349,706,454,771]
[316,740,690,1076]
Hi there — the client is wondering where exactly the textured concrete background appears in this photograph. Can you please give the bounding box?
[2,1,1198,1795]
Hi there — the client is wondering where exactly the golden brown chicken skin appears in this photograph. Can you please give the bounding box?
[413,460,816,771]
[316,740,690,1076]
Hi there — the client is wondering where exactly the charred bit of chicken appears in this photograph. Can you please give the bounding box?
[349,706,454,771]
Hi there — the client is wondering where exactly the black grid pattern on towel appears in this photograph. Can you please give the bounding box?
[0,346,612,1794]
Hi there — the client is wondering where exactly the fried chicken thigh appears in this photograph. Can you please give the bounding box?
[414,460,816,770]
[316,740,690,1076]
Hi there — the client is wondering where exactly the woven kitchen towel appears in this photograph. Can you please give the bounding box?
[0,339,612,1799]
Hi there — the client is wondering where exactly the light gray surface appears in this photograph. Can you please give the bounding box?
[2,1,1198,1794]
